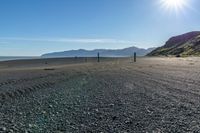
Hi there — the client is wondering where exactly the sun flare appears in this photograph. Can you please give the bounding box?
[160,0,188,13]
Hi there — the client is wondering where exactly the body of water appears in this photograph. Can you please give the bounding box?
[0,56,39,62]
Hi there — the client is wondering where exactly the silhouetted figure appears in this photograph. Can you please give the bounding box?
[134,52,136,62]
[97,52,100,62]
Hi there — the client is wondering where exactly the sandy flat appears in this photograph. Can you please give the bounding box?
[0,57,200,132]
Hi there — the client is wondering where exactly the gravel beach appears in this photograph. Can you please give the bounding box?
[1,57,200,132]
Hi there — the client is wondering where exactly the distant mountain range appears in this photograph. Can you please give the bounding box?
[42,46,156,57]
[148,31,200,57]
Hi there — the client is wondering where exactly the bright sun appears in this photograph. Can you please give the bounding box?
[160,0,188,13]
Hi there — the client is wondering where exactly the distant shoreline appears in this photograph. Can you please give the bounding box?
[0,56,141,62]
[0,56,40,62]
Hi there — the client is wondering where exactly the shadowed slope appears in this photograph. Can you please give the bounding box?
[148,31,200,57]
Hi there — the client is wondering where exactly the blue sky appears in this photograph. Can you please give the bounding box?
[0,0,200,56]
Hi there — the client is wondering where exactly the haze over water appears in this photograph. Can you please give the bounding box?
[0,56,38,61]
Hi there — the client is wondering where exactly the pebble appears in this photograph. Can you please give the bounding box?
[95,108,99,112]
[42,111,47,114]
[0,127,6,131]
[81,124,85,127]
[109,103,114,107]
[49,104,53,108]
[19,112,23,115]
[9,129,14,132]
[28,124,33,128]
[125,118,133,124]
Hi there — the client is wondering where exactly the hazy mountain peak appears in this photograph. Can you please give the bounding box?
[42,46,156,58]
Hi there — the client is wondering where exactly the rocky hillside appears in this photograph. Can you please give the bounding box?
[42,46,155,57]
[148,31,200,57]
